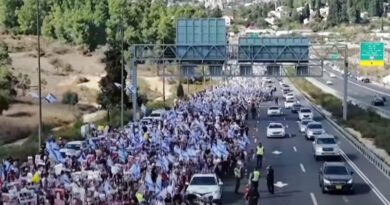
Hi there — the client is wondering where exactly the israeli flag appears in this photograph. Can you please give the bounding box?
[141,104,147,114]
[44,93,57,103]
[45,141,64,163]
[2,160,11,173]
[106,157,114,167]
[161,141,170,153]
[88,138,96,149]
[103,181,112,194]
[118,149,127,163]
[130,163,141,179]
[128,85,136,94]
[145,172,155,192]
[28,92,40,100]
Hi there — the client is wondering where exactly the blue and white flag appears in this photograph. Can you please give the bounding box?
[60,174,71,185]
[78,152,86,163]
[103,181,112,194]
[118,149,127,163]
[106,157,114,167]
[45,141,64,163]
[2,160,12,174]
[44,93,57,103]
[88,138,97,149]
[130,163,141,179]
[145,172,155,192]
[128,85,136,94]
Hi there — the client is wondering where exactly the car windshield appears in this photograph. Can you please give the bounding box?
[150,113,161,117]
[293,104,301,107]
[269,124,283,129]
[317,138,336,144]
[65,144,81,150]
[269,107,279,110]
[308,124,322,129]
[287,100,294,103]
[300,109,311,113]
[324,166,348,175]
[190,176,217,185]
[302,120,311,125]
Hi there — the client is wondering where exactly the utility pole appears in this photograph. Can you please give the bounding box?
[120,5,124,129]
[343,45,348,121]
[37,0,42,151]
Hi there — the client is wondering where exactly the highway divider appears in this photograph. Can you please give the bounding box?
[288,78,390,180]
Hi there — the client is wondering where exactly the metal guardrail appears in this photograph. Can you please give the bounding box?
[290,79,390,180]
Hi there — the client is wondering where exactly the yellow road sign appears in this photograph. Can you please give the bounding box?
[359,60,384,66]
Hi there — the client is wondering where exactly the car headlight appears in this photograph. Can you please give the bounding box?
[307,130,313,135]
[323,178,331,185]
[347,178,353,184]
[315,147,322,153]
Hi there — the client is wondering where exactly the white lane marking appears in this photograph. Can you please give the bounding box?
[340,150,390,205]
[300,163,306,173]
[342,196,350,203]
[293,146,297,152]
[310,192,318,205]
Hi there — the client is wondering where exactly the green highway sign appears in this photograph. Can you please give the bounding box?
[329,53,339,60]
[360,42,384,66]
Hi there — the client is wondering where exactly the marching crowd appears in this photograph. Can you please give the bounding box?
[0,78,272,205]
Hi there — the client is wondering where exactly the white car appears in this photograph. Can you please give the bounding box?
[185,173,223,205]
[60,141,87,158]
[149,109,166,120]
[298,108,313,120]
[298,119,313,133]
[326,80,333,85]
[284,99,295,109]
[266,123,286,138]
[329,73,336,78]
[267,106,282,116]
[305,122,325,140]
[313,134,340,160]
[284,92,294,100]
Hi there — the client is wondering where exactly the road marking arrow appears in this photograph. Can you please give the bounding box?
[272,150,282,155]
[274,181,288,188]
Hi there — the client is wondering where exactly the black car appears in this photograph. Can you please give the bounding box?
[319,162,354,194]
[372,97,385,106]
[291,103,302,113]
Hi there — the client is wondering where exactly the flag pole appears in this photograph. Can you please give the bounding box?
[37,0,42,151]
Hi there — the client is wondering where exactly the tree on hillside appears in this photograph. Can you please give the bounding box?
[177,82,184,98]
[286,0,294,9]
[0,0,23,30]
[340,2,349,23]
[0,90,10,115]
[17,0,49,34]
[303,3,311,19]
[327,0,340,26]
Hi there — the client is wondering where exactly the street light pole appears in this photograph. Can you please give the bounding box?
[37,0,42,151]
[343,45,348,121]
[120,6,124,129]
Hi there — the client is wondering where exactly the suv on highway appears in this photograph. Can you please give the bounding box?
[267,106,282,116]
[297,118,313,133]
[298,108,313,120]
[319,162,354,194]
[291,103,302,113]
[305,122,325,140]
[313,134,340,160]
[185,173,223,205]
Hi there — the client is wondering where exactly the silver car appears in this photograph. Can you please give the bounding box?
[313,134,340,160]
[298,119,313,133]
[305,122,325,140]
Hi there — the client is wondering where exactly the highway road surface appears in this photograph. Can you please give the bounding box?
[220,80,390,205]
[316,69,390,117]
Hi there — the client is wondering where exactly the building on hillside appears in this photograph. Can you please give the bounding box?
[222,15,233,26]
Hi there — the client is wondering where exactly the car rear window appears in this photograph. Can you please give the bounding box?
[302,120,311,125]
[287,100,294,103]
[269,124,283,129]
[190,176,217,185]
[300,109,311,113]
[308,124,322,129]
[317,138,336,145]
[324,166,348,175]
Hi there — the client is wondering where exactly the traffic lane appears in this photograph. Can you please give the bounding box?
[256,90,350,205]
[319,73,390,112]
[288,80,390,205]
[325,69,390,97]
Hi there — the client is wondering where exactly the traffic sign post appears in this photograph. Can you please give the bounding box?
[360,42,384,66]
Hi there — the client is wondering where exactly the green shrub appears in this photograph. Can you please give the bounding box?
[62,91,79,105]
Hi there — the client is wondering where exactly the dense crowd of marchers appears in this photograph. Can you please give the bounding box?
[0,78,276,205]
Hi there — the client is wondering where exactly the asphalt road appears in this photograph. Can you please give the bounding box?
[317,69,390,117]
[220,80,390,205]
